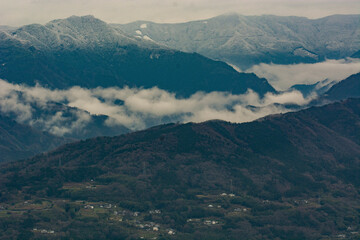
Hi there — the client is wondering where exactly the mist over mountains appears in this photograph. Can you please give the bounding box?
[0,78,315,134]
[0,14,358,140]
[0,71,358,147]
[247,58,360,90]
[0,11,360,240]
[1,98,359,239]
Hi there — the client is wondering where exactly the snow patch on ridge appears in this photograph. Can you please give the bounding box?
[143,35,154,42]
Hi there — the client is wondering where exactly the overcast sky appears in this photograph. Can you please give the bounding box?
[0,0,359,26]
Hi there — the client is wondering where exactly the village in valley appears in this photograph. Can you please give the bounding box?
[1,178,359,240]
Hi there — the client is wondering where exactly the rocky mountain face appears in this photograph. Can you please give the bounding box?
[0,98,359,239]
[0,15,275,97]
[116,14,360,69]
[0,114,70,162]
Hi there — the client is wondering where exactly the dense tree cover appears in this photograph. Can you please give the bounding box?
[0,99,359,239]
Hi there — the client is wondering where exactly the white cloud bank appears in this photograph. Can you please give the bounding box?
[247,58,360,91]
[0,79,317,136]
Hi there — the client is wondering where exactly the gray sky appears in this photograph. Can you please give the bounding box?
[0,0,359,26]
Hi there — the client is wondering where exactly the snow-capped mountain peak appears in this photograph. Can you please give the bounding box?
[4,15,160,50]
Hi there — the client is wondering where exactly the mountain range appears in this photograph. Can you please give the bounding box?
[116,14,360,69]
[0,70,358,164]
[0,13,360,240]
[0,98,359,239]
[0,15,359,164]
[0,15,275,97]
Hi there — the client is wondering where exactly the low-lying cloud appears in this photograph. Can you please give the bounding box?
[247,58,360,91]
[0,79,317,136]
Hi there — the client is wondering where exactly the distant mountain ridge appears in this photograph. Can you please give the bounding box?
[4,15,153,50]
[116,14,360,69]
[22,102,131,139]
[0,114,70,162]
[0,15,275,97]
[323,72,360,101]
[0,25,15,31]
[352,50,360,58]
[290,78,335,97]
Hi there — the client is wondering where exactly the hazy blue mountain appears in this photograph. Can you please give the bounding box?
[289,79,335,97]
[323,72,360,101]
[0,25,15,31]
[351,50,360,58]
[28,102,131,139]
[0,15,275,96]
[116,14,360,69]
[0,114,70,162]
[0,99,130,140]
[0,98,359,239]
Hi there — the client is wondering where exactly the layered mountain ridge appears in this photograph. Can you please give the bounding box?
[0,15,275,96]
[0,13,359,240]
[0,98,359,239]
[116,14,360,69]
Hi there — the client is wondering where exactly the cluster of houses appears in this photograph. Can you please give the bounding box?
[207,204,221,208]
[136,221,176,235]
[32,228,55,234]
[234,207,249,213]
[136,221,160,231]
[187,218,219,226]
[113,209,139,217]
[204,220,219,226]
[346,226,359,237]
[334,227,360,239]
[220,193,236,197]
[149,209,161,214]
[81,202,170,233]
[293,199,310,205]
[167,229,176,235]
[84,203,114,209]
[187,218,201,223]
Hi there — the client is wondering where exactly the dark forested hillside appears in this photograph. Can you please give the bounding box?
[0,98,360,239]
[0,114,70,162]
[351,50,360,58]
